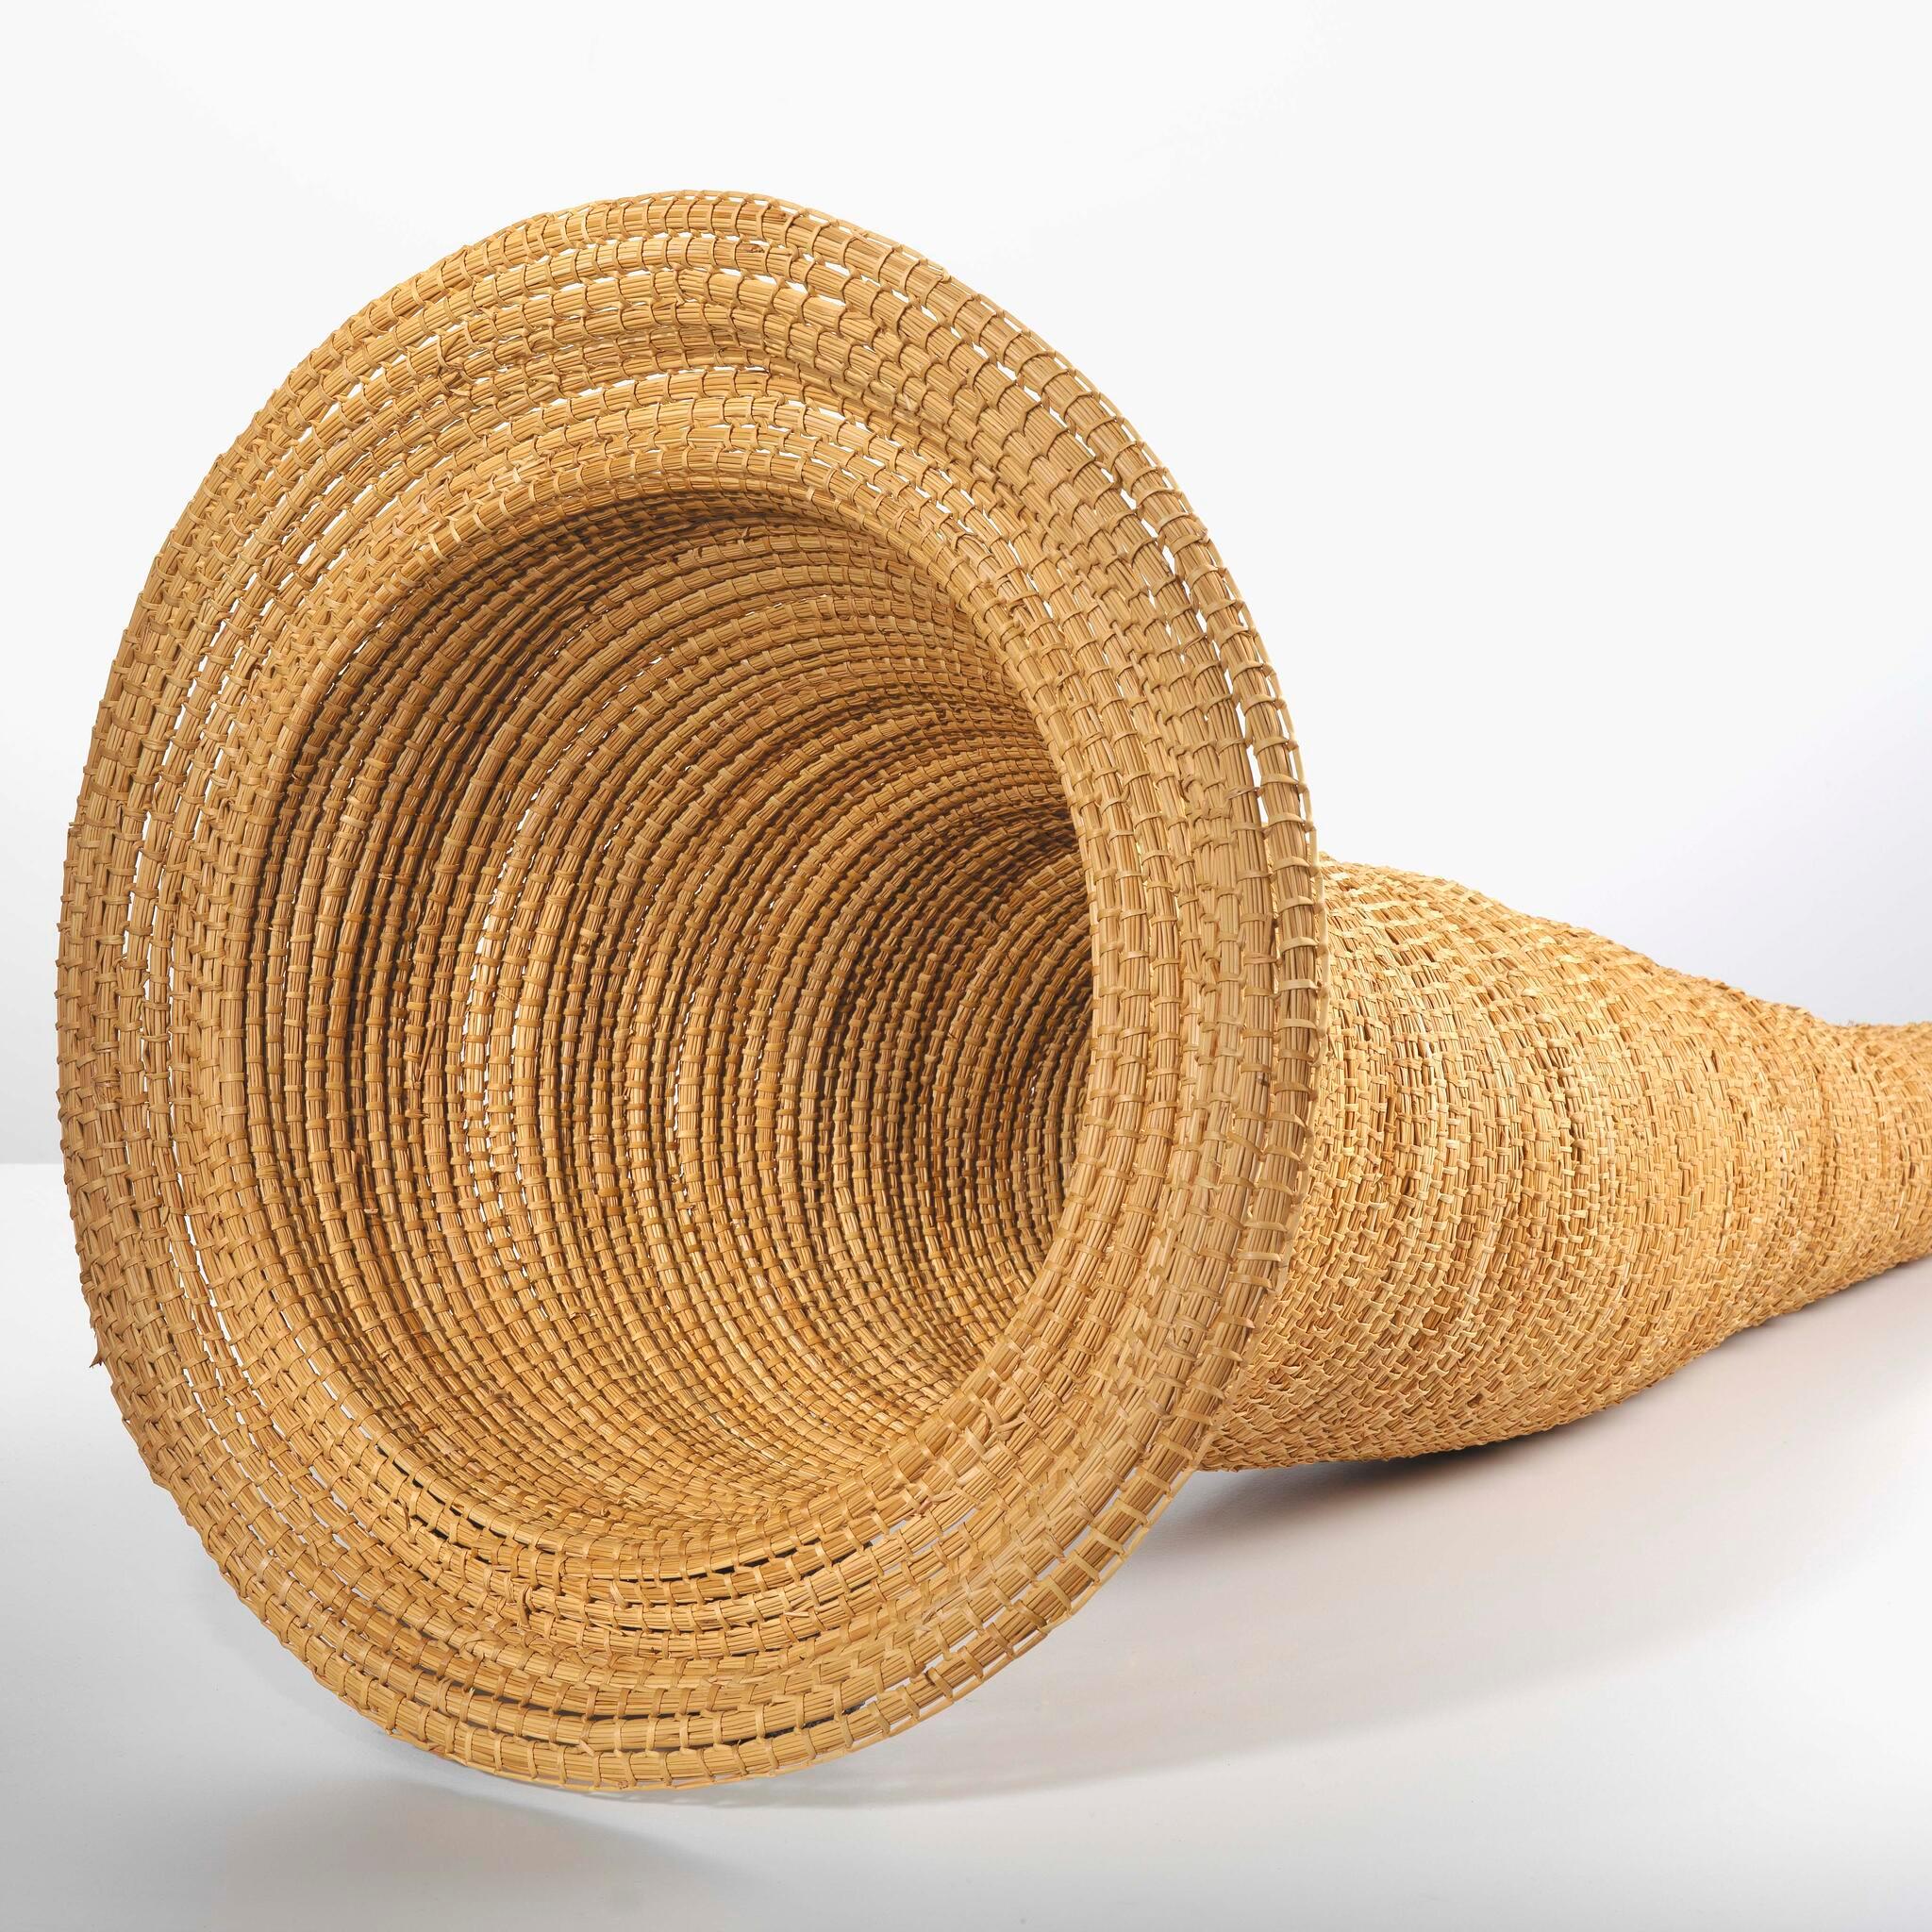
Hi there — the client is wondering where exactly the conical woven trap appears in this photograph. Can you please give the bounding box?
[60,193,1932,1790]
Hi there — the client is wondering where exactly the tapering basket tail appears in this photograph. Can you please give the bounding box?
[1208,863,1932,1469]
[58,194,1931,1790]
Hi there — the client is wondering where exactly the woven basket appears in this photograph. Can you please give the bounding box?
[59,194,1932,1790]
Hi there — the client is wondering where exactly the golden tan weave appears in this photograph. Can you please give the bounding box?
[59,193,1932,1790]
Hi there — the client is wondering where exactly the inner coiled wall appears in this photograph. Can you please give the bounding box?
[253,495,1091,1524]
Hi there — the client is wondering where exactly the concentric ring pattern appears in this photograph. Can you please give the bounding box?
[59,194,1324,1787]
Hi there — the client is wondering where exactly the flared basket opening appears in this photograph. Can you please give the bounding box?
[259,488,1094,1527]
[63,192,1322,1784]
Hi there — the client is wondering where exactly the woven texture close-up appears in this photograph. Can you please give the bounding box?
[58,192,1932,1793]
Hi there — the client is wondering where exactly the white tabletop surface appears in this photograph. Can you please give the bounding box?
[6,1161,1929,1930]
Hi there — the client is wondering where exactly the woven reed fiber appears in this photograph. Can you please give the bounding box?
[60,194,1932,1790]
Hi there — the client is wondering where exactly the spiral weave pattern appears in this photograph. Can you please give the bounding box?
[60,194,1319,1788]
[59,195,1928,1790]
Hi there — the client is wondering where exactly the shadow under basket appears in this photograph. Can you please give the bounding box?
[58,193,1932,1789]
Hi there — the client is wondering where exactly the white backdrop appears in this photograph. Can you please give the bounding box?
[4,0,1927,1161]
[2,8,1930,1929]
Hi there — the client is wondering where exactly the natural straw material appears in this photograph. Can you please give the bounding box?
[60,193,1932,1790]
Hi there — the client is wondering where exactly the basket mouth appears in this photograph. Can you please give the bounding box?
[58,192,1324,1787]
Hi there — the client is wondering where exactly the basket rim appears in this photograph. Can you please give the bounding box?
[58,191,1326,1786]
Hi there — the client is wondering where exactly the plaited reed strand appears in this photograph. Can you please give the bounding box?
[59,193,1932,1790]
